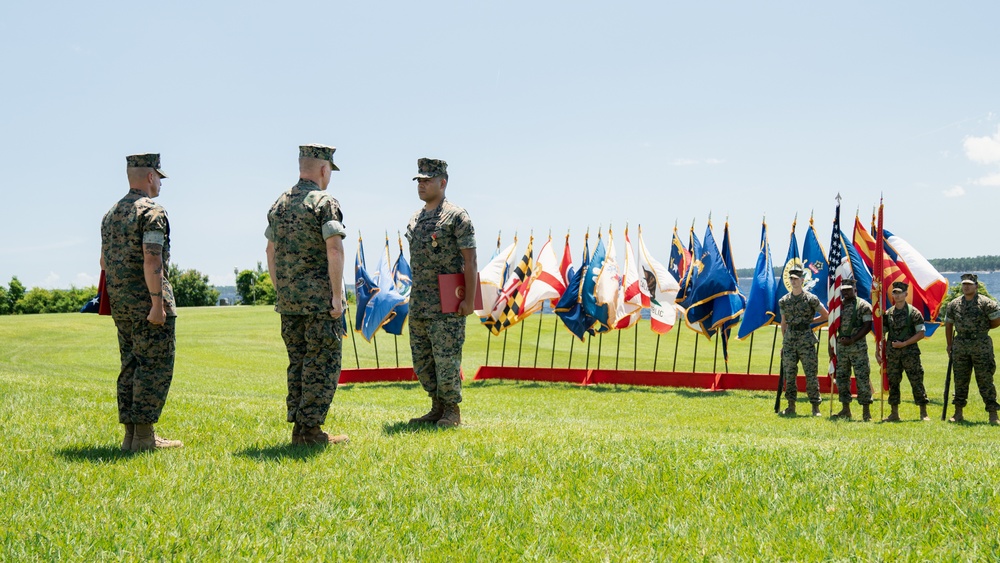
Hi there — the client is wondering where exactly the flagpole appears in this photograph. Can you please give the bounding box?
[533,309,543,368]
[747,332,754,374]
[585,334,591,370]
[672,323,681,371]
[568,332,575,369]
[345,299,361,369]
[373,334,380,369]
[517,318,527,368]
[769,325,778,374]
[713,332,719,373]
[501,329,508,367]
[615,328,622,370]
[485,330,492,366]
[633,322,639,371]
[598,333,603,370]
[551,316,558,369]
[653,333,661,371]
[394,335,399,368]
[692,332,699,372]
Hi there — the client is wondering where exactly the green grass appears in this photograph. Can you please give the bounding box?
[2,307,1000,560]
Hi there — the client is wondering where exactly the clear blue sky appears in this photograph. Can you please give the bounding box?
[2,1,998,289]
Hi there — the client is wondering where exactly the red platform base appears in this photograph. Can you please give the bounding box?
[338,368,467,384]
[473,366,858,394]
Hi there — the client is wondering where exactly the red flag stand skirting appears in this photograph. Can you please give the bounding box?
[472,366,857,393]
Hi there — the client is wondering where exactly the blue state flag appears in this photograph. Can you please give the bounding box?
[382,241,412,335]
[361,238,407,342]
[773,220,801,324]
[802,219,829,304]
[684,223,746,340]
[840,230,872,303]
[581,234,612,333]
[555,236,595,341]
[354,238,376,332]
[677,226,703,308]
[738,220,778,339]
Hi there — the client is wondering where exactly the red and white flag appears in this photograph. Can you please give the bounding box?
[522,236,568,315]
[615,226,644,329]
[637,225,681,334]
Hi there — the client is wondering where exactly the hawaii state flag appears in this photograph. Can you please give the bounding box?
[637,225,680,334]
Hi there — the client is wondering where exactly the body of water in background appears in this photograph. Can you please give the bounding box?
[735,271,999,300]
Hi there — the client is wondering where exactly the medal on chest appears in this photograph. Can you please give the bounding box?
[431,232,438,248]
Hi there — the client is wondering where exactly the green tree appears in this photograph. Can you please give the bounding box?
[0,285,9,315]
[8,276,25,313]
[937,282,996,320]
[235,262,274,305]
[168,265,220,307]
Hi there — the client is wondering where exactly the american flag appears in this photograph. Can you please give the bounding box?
[826,196,845,379]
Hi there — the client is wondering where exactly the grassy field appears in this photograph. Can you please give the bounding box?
[3,306,1000,560]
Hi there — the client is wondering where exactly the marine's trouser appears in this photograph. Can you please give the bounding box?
[115,317,176,425]
[409,315,467,404]
[835,341,872,405]
[951,336,998,412]
[281,313,343,427]
[886,346,928,406]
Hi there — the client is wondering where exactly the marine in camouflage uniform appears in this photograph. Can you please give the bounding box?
[778,268,829,416]
[405,158,477,428]
[265,144,349,445]
[943,273,1000,424]
[832,279,873,420]
[100,153,182,452]
[883,281,929,422]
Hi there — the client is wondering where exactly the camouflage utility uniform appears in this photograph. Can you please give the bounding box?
[885,303,928,406]
[944,294,1000,412]
[779,291,824,405]
[836,296,873,405]
[266,178,347,428]
[101,189,177,424]
[406,199,476,404]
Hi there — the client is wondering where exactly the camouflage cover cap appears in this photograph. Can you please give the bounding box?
[891,281,908,292]
[788,268,804,279]
[299,144,340,171]
[413,158,448,180]
[841,278,856,288]
[961,273,978,284]
[126,153,167,178]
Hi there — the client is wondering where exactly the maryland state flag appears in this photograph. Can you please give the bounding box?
[483,237,534,335]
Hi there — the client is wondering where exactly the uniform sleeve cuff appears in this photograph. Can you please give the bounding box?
[322,220,347,240]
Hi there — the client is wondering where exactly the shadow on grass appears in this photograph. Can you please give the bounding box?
[233,443,328,461]
[340,382,422,391]
[56,445,133,464]
[382,421,445,435]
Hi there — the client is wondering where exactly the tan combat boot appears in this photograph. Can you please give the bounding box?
[436,403,461,428]
[861,404,872,422]
[130,424,183,452]
[779,401,796,416]
[292,422,303,445]
[832,403,852,419]
[300,426,349,445]
[882,404,901,422]
[121,423,135,452]
[919,404,930,421]
[949,405,965,423]
[811,404,822,417]
[408,398,444,425]
[989,410,999,426]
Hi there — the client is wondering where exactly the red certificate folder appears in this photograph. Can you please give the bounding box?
[438,273,482,313]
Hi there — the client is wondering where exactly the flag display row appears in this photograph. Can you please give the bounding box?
[350,202,949,360]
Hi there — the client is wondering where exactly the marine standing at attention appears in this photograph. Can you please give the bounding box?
[778,267,829,416]
[405,158,477,428]
[100,153,183,452]
[266,144,349,445]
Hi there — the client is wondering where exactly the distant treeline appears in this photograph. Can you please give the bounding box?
[735,255,1000,279]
